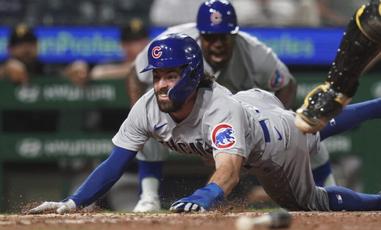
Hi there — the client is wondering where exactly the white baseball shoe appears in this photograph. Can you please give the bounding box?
[133,195,161,212]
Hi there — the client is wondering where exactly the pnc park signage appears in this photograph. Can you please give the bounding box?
[16,138,112,159]
[15,84,117,103]
[0,26,345,65]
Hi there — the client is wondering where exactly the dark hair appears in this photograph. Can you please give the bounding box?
[8,24,37,47]
[121,18,149,42]
[198,72,215,88]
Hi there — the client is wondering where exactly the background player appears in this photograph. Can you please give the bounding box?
[29,34,381,214]
[295,0,381,133]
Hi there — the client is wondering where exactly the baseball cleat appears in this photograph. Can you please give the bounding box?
[295,82,351,133]
[133,195,161,212]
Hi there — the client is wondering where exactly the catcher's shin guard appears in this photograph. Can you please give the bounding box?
[296,0,381,133]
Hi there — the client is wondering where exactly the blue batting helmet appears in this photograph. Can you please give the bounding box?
[197,0,239,34]
[141,33,204,106]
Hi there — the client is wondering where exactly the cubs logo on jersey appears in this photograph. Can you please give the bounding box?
[210,11,223,25]
[211,123,236,149]
[151,46,162,59]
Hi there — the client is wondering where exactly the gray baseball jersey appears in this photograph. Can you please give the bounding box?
[133,22,295,162]
[113,83,330,211]
[134,23,293,93]
[133,23,331,186]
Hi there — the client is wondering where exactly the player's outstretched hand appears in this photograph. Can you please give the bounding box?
[169,183,224,213]
[170,197,206,213]
[28,199,76,214]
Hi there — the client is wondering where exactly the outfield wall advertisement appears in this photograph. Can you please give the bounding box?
[0,26,344,65]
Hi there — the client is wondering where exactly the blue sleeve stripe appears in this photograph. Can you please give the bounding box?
[68,146,137,207]
[259,120,271,143]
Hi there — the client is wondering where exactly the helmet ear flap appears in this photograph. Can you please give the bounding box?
[179,64,195,79]
[183,59,201,79]
[168,60,203,106]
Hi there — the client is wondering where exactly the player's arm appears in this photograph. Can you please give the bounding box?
[126,64,147,107]
[275,76,297,109]
[28,146,137,214]
[208,153,243,195]
[170,153,243,212]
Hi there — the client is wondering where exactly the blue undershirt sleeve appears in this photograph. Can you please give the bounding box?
[67,146,137,207]
[320,98,381,141]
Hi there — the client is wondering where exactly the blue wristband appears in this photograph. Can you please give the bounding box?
[187,183,225,209]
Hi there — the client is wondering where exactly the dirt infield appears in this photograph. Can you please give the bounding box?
[0,211,380,230]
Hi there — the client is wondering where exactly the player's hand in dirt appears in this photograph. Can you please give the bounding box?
[170,199,206,213]
[28,199,76,214]
[170,183,224,213]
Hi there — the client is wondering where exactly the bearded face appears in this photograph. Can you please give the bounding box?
[153,68,183,113]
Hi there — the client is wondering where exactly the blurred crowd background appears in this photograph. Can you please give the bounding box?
[0,0,368,27]
[0,0,370,85]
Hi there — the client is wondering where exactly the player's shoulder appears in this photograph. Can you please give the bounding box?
[237,31,260,44]
[208,82,243,109]
[236,31,270,50]
[212,82,233,96]
[165,23,199,38]
[234,88,285,109]
[234,31,276,65]
[132,89,156,111]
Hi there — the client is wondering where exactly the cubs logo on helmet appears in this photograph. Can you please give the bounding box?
[151,46,162,59]
[211,123,236,149]
[210,10,223,25]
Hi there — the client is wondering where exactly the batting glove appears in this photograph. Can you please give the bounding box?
[169,183,224,213]
[28,199,76,214]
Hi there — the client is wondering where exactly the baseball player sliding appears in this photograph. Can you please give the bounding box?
[128,0,335,212]
[30,34,381,214]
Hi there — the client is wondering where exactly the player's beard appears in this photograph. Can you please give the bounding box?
[155,89,182,113]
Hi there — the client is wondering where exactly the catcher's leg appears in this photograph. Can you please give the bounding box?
[296,0,381,133]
